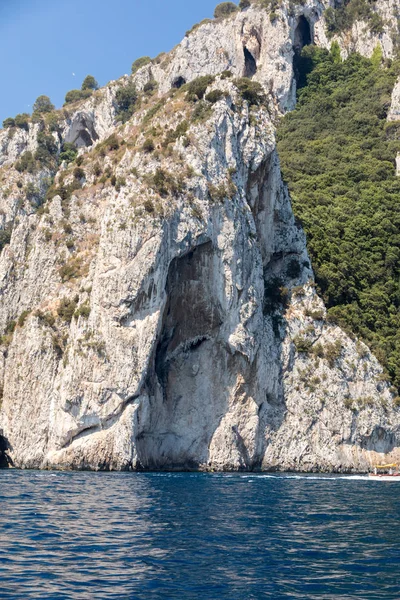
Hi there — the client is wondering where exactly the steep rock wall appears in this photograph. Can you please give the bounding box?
[1,0,400,471]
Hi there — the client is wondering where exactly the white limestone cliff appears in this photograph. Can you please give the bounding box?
[1,0,400,472]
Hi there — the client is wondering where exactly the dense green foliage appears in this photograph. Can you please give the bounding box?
[32,95,55,114]
[59,142,78,163]
[64,75,97,104]
[15,151,37,173]
[324,0,384,38]
[81,75,98,91]
[35,131,58,166]
[115,84,138,122]
[234,78,266,104]
[64,89,92,105]
[277,45,400,388]
[186,75,215,101]
[16,130,58,172]
[2,118,15,128]
[14,113,30,130]
[214,2,239,18]
[131,56,151,74]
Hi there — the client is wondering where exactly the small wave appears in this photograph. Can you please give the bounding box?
[238,474,373,481]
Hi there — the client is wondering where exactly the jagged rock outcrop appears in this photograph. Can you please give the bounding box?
[1,0,400,471]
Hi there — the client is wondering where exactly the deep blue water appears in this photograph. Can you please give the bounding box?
[0,472,400,599]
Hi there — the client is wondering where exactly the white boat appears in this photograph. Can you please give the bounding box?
[368,463,400,480]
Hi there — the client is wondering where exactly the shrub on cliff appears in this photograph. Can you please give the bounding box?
[115,84,138,122]
[142,138,155,153]
[15,151,36,173]
[186,75,215,102]
[64,89,91,104]
[234,78,265,105]
[35,131,58,166]
[131,56,151,74]
[57,297,78,322]
[214,2,239,19]
[14,113,30,130]
[2,118,15,129]
[0,227,11,252]
[59,142,78,163]
[205,89,226,104]
[144,80,158,95]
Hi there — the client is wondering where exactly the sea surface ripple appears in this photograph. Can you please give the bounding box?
[0,471,399,599]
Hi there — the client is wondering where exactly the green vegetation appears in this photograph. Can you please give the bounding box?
[192,101,213,123]
[214,2,239,19]
[59,142,78,163]
[324,0,384,39]
[0,226,12,252]
[0,320,16,346]
[205,89,226,104]
[131,56,151,74]
[74,167,85,180]
[74,301,91,319]
[234,78,266,105]
[35,131,58,166]
[17,310,30,327]
[162,120,188,147]
[115,84,138,122]
[16,129,59,173]
[186,75,215,102]
[81,75,98,91]
[15,151,37,173]
[277,45,400,388]
[65,75,98,105]
[150,168,184,197]
[58,256,83,283]
[143,138,155,153]
[64,89,91,104]
[293,335,313,353]
[2,118,15,128]
[32,95,55,114]
[143,80,158,95]
[57,297,78,322]
[14,113,30,130]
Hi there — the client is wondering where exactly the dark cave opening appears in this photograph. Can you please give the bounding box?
[0,434,9,468]
[294,15,312,53]
[243,46,257,78]
[293,16,313,91]
[172,76,186,89]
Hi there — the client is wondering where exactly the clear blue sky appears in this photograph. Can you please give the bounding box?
[0,0,222,124]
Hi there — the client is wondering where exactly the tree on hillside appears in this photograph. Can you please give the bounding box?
[214,2,239,19]
[81,75,98,91]
[32,95,55,114]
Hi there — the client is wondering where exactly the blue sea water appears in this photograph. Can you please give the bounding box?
[0,472,399,599]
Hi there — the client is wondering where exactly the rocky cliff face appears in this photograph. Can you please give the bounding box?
[1,0,400,471]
